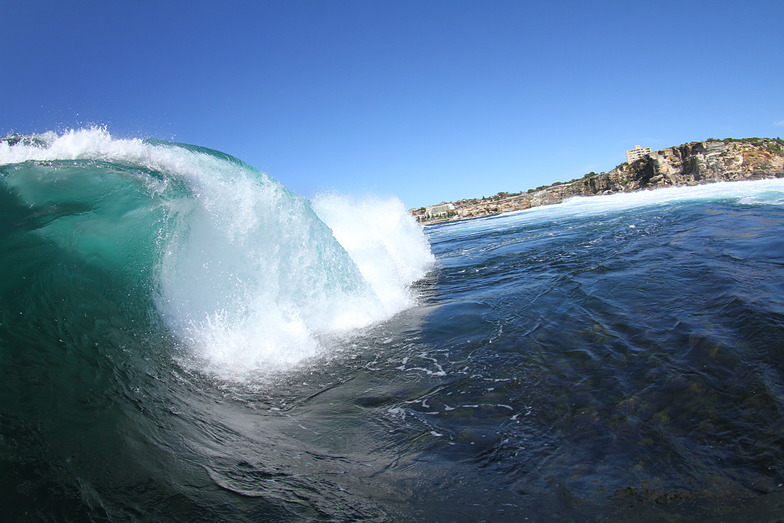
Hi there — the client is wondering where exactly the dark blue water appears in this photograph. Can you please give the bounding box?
[414,188,784,520]
[3,132,784,521]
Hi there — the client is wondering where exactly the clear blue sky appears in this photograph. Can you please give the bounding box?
[2,1,782,208]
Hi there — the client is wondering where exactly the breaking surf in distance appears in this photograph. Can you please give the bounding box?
[0,128,435,380]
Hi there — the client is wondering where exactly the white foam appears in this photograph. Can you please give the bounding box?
[552,178,784,216]
[312,193,435,315]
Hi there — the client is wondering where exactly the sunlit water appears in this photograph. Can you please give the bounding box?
[2,130,784,521]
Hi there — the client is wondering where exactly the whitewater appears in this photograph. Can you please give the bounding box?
[2,129,784,521]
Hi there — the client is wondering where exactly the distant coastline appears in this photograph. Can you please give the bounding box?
[412,138,784,224]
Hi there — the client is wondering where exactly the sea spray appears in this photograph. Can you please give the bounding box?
[312,193,436,315]
[0,128,435,378]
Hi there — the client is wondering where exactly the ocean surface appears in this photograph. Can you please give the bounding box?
[2,129,784,521]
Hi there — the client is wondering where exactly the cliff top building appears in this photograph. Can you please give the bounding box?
[425,203,455,220]
[626,144,652,163]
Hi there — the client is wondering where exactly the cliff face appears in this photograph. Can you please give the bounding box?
[416,138,784,223]
[597,139,784,191]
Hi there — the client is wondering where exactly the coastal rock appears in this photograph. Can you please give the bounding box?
[413,138,784,223]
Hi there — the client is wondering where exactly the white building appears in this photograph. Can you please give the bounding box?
[626,144,652,163]
[425,203,455,220]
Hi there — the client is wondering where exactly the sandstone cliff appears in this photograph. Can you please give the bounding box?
[414,138,784,223]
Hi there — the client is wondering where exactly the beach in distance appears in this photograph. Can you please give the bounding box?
[2,129,784,520]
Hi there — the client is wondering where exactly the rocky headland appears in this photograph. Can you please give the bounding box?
[413,138,784,223]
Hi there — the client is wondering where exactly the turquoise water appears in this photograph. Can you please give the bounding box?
[2,130,784,521]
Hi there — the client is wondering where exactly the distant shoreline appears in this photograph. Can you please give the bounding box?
[412,138,784,224]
